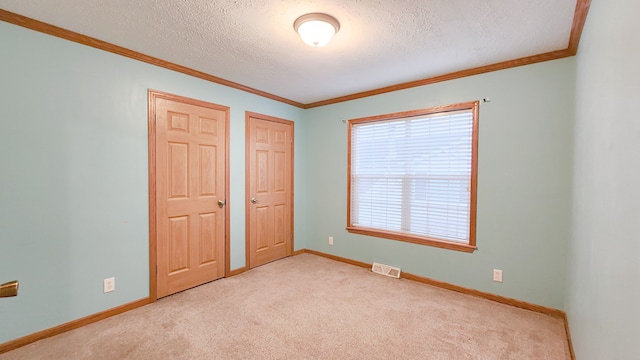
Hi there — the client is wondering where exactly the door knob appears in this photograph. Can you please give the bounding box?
[217,199,226,208]
[250,197,257,204]
[0,281,18,298]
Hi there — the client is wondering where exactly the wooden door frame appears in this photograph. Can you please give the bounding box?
[148,89,230,302]
[244,111,295,269]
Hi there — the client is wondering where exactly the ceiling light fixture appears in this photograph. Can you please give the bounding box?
[294,13,340,47]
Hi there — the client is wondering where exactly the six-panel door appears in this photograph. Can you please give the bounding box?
[156,97,227,298]
[247,114,293,268]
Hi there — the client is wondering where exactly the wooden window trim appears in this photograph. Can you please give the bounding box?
[347,101,479,253]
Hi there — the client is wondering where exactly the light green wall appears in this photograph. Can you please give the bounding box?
[0,21,306,343]
[567,0,640,358]
[304,58,575,309]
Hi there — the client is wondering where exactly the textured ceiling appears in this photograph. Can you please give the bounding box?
[0,0,578,105]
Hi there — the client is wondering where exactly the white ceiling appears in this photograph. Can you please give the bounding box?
[0,0,578,105]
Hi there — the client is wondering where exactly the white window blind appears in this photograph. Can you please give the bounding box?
[350,109,474,244]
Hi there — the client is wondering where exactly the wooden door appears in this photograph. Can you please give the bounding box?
[152,92,228,298]
[246,112,294,268]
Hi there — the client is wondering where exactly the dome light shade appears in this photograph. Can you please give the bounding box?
[294,13,340,47]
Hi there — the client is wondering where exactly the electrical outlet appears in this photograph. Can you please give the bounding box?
[103,277,115,293]
[493,269,503,283]
[328,236,334,246]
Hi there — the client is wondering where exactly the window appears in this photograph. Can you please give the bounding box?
[347,101,479,252]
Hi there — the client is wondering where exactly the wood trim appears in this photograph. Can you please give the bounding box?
[148,91,158,302]
[304,49,574,108]
[562,312,576,360]
[223,99,232,279]
[0,298,149,354]
[1,5,590,110]
[568,0,592,54]
[245,111,296,126]
[347,101,477,124]
[346,101,479,253]
[227,267,248,277]
[148,90,233,111]
[244,114,252,271]
[469,101,479,249]
[245,112,296,269]
[0,9,304,109]
[147,89,231,301]
[346,113,353,231]
[401,272,565,318]
[300,249,566,318]
[298,249,371,269]
[346,227,477,253]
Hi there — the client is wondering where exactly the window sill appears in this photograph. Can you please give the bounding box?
[346,226,477,253]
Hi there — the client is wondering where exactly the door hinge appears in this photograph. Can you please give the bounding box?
[155,265,158,275]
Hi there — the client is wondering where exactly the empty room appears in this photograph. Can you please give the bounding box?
[0,0,638,359]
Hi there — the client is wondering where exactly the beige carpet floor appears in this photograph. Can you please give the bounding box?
[0,254,570,359]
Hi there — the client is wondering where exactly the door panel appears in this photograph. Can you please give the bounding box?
[155,96,227,298]
[247,113,294,268]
